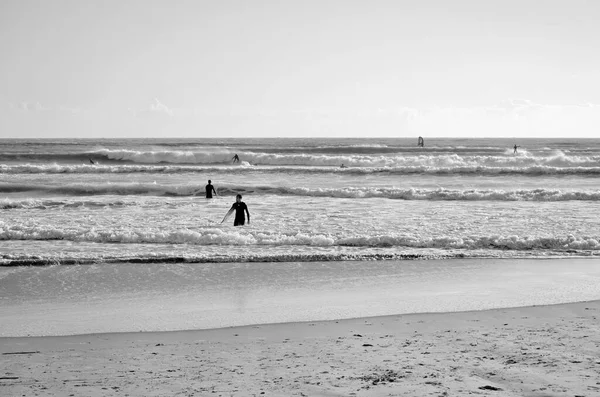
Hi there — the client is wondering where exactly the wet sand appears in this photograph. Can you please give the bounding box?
[2,300,599,396]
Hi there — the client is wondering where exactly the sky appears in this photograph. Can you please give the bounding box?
[1,0,600,138]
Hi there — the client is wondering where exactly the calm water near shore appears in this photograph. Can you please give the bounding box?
[2,258,600,336]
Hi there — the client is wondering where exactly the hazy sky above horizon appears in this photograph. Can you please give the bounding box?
[1,0,600,138]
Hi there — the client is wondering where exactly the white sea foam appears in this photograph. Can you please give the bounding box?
[0,198,136,209]
[3,163,600,176]
[1,223,598,251]
[2,185,599,201]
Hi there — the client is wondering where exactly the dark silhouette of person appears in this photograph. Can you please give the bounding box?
[232,154,240,163]
[89,158,96,165]
[340,163,346,168]
[417,136,424,147]
[205,180,217,198]
[222,194,250,226]
[513,144,520,154]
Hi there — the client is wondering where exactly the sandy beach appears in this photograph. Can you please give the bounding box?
[2,299,599,397]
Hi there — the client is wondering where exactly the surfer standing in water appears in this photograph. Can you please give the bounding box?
[513,144,520,154]
[417,136,424,147]
[205,180,217,198]
[222,194,250,226]
[232,154,240,163]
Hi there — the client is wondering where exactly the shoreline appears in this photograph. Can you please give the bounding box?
[0,298,597,341]
[2,300,599,396]
[3,257,600,338]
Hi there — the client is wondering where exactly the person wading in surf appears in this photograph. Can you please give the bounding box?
[205,180,217,198]
[221,194,250,226]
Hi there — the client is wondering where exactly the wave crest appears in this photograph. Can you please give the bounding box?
[3,163,600,176]
[2,185,599,201]
[1,225,598,252]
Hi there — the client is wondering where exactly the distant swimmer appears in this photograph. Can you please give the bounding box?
[513,144,520,154]
[417,136,424,147]
[340,163,346,168]
[232,154,240,163]
[205,179,217,199]
[221,194,250,226]
[89,158,96,165]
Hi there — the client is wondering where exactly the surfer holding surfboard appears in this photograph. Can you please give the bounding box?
[221,194,250,226]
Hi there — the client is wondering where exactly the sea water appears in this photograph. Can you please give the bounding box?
[2,137,600,264]
[1,137,600,336]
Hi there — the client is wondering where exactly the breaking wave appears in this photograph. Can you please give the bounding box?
[1,185,599,201]
[1,225,598,252]
[2,148,600,169]
[3,163,600,176]
[87,149,600,168]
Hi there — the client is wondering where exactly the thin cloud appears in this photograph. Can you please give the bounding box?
[10,101,49,112]
[131,98,175,118]
[7,101,84,115]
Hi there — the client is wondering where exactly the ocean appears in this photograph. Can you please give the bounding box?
[2,137,600,264]
[1,137,600,336]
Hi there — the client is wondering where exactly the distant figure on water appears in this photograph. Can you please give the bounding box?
[417,136,424,147]
[205,180,217,199]
[89,158,96,165]
[222,194,250,226]
[232,154,240,163]
[513,144,520,154]
[340,163,346,168]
